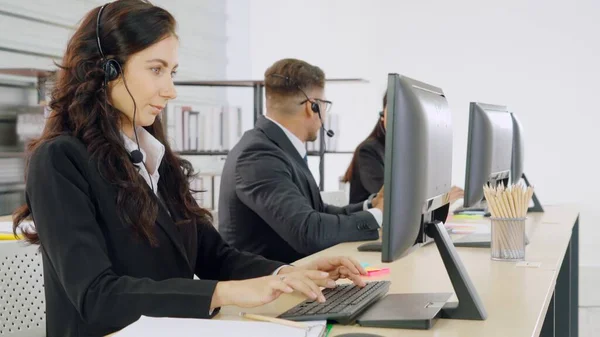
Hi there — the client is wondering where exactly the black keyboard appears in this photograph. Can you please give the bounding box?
[278,281,391,325]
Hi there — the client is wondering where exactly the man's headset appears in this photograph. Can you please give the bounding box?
[269,74,334,138]
[378,110,386,135]
[96,3,144,165]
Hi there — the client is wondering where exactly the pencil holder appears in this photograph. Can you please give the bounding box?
[490,217,526,261]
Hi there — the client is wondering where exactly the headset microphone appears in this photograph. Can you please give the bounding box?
[129,149,144,164]
[322,122,335,138]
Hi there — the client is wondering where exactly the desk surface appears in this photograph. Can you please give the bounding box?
[216,204,578,337]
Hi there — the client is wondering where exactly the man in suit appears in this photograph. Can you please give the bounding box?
[219,58,384,264]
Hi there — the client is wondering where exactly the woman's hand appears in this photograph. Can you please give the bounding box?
[211,269,332,309]
[210,256,369,309]
[294,256,368,287]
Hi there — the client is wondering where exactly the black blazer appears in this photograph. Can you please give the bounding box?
[348,138,385,204]
[25,135,284,337]
[218,117,379,264]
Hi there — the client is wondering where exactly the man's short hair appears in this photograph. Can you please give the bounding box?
[264,58,325,99]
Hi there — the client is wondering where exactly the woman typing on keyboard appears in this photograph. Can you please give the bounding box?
[11,2,366,336]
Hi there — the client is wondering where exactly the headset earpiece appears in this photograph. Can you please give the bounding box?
[311,102,320,114]
[97,5,120,84]
[103,58,120,82]
[379,110,384,118]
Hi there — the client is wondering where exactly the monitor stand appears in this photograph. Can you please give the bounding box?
[356,221,487,330]
[357,228,441,252]
[453,200,490,217]
[522,173,544,213]
[357,241,383,252]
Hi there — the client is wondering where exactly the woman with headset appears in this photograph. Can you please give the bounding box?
[12,2,367,336]
[343,93,464,204]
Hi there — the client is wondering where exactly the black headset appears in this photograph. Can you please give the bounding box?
[378,110,386,136]
[309,100,321,115]
[96,5,120,83]
[269,74,334,138]
[96,3,144,166]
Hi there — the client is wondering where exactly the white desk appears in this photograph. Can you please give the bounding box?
[218,204,579,337]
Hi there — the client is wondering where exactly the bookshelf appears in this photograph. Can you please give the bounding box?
[0,68,52,215]
[172,78,368,190]
[178,150,229,156]
[0,68,53,103]
[0,70,366,191]
[0,70,51,162]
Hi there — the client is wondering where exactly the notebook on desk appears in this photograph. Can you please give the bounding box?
[0,221,32,240]
[114,316,327,337]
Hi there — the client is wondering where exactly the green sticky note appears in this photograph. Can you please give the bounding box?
[325,323,334,337]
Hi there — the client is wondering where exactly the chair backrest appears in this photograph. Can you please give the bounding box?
[338,178,350,202]
[0,241,45,337]
[320,190,349,207]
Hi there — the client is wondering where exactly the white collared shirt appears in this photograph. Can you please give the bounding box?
[121,127,165,195]
[265,115,307,160]
[264,115,382,227]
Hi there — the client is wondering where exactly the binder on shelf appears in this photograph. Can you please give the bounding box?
[16,112,45,141]
[211,106,221,151]
[213,175,221,211]
[188,111,198,151]
[190,174,212,210]
[189,173,221,211]
[182,106,191,151]
[327,113,340,151]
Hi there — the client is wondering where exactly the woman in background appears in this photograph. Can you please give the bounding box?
[343,93,463,205]
[13,2,367,336]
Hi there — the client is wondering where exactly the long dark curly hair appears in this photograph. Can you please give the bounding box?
[13,0,211,245]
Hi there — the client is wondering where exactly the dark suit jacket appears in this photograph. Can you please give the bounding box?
[218,117,379,264]
[348,138,385,204]
[25,135,284,337]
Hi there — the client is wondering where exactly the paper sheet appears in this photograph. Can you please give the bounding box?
[0,221,33,234]
[444,221,491,234]
[114,316,327,337]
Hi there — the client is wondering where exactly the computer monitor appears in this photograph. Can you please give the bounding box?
[357,74,486,328]
[510,112,544,212]
[510,112,524,184]
[463,103,513,208]
[381,74,453,262]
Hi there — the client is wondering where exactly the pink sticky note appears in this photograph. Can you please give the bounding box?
[366,268,390,277]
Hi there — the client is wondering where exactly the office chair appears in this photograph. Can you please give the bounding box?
[0,241,46,336]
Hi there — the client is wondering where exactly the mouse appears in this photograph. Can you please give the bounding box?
[357,242,382,252]
[335,334,383,337]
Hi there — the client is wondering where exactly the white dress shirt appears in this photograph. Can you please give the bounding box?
[265,116,383,227]
[121,127,164,195]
